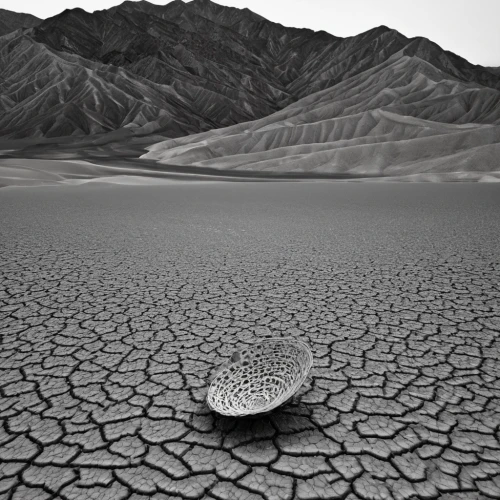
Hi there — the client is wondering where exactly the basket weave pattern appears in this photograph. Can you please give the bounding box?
[207,338,313,417]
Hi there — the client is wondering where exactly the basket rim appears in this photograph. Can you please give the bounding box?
[207,337,313,417]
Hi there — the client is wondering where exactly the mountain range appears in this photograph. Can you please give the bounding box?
[0,8,41,36]
[0,0,499,178]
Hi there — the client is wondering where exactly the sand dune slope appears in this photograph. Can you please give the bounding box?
[143,54,500,175]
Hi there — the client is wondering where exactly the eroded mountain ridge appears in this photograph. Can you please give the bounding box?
[1,0,499,141]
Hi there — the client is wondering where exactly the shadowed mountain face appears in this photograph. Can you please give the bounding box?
[0,30,219,139]
[0,8,41,36]
[1,0,499,143]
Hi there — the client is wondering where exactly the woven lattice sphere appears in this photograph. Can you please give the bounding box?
[207,338,313,417]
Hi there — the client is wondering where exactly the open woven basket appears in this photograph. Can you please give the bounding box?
[207,337,313,417]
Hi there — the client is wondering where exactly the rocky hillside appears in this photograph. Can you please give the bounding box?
[0,8,41,36]
[1,0,499,140]
[143,53,500,176]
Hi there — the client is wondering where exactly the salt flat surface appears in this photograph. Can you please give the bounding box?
[1,183,499,500]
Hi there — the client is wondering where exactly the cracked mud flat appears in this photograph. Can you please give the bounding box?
[0,182,499,500]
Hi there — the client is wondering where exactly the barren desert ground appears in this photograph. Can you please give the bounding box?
[1,182,500,500]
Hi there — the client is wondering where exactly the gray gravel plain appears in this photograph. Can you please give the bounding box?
[1,182,499,500]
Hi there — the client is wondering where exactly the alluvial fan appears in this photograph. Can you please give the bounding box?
[207,338,313,417]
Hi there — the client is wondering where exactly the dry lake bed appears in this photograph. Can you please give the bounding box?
[1,182,499,500]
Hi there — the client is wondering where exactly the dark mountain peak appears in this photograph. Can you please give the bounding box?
[60,7,89,15]
[0,7,42,21]
[36,5,112,45]
[114,0,158,9]
[110,0,186,21]
[362,25,402,38]
[46,6,95,24]
[2,0,499,142]
[190,0,220,8]
[0,8,42,36]
[187,0,267,23]
[402,36,500,87]
[404,36,439,53]
[115,0,140,7]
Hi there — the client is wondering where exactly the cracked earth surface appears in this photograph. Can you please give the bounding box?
[0,182,499,500]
